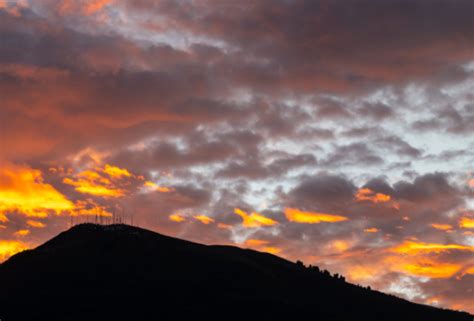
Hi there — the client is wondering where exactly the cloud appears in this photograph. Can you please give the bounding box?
[0,240,29,262]
[1,0,474,313]
[390,258,463,279]
[284,208,348,224]
[169,214,186,223]
[193,215,215,225]
[459,217,474,229]
[355,188,391,204]
[57,0,114,16]
[290,175,356,205]
[62,164,141,198]
[242,239,281,254]
[234,208,279,228]
[0,163,74,219]
[430,223,453,231]
[391,241,474,255]
[26,220,47,228]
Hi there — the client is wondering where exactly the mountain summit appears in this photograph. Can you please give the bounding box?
[0,224,471,321]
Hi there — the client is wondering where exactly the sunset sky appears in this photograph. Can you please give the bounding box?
[0,0,473,313]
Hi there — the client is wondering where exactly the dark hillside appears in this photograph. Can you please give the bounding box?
[0,224,471,321]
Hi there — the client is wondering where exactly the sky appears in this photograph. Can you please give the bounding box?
[0,0,473,313]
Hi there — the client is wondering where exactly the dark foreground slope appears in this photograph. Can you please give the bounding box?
[0,224,471,321]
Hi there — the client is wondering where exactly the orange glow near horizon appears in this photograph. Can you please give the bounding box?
[346,265,380,282]
[391,241,474,255]
[394,259,462,279]
[284,208,347,224]
[234,208,278,228]
[243,239,281,254]
[0,240,29,262]
[261,247,281,254]
[0,164,75,219]
[244,239,270,247]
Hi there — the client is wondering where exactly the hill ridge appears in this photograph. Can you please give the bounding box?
[1,223,471,321]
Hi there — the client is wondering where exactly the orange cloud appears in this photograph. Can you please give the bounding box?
[329,240,351,252]
[355,188,391,203]
[468,179,474,188]
[391,241,474,255]
[0,163,74,219]
[391,258,462,279]
[0,240,28,262]
[144,181,174,193]
[459,217,474,229]
[84,0,113,15]
[217,223,232,230]
[430,223,453,231]
[284,208,347,224]
[346,265,380,282]
[58,0,113,16]
[14,229,30,237]
[364,227,379,233]
[63,164,135,198]
[71,199,112,217]
[26,220,46,228]
[244,239,270,247]
[343,251,467,282]
[0,0,26,16]
[194,215,215,225]
[103,164,131,178]
[354,188,400,210]
[234,208,278,228]
[169,214,186,222]
[243,239,281,254]
[461,266,474,277]
[261,247,281,254]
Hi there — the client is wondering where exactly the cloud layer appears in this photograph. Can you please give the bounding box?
[0,0,473,313]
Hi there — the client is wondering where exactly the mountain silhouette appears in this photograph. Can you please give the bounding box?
[0,224,471,321]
